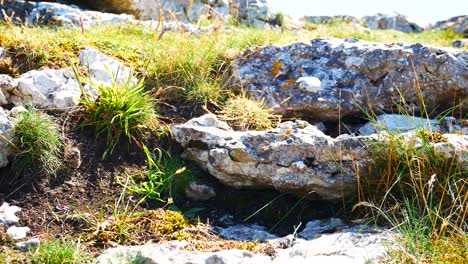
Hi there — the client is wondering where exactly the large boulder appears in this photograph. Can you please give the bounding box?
[171,114,372,201]
[230,38,468,122]
[430,15,467,37]
[361,13,423,33]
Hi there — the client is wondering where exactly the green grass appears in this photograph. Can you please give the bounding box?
[10,109,64,178]
[29,239,90,264]
[357,124,467,263]
[119,146,190,203]
[79,75,158,159]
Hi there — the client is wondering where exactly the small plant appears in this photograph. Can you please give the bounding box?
[119,146,187,202]
[29,238,90,264]
[80,76,158,159]
[218,94,281,131]
[10,109,64,178]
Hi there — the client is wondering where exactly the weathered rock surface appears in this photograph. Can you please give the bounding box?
[0,1,134,28]
[361,13,423,32]
[6,226,30,240]
[217,224,278,242]
[431,15,468,37]
[79,48,132,89]
[0,202,20,226]
[1,69,82,109]
[96,220,390,263]
[171,114,372,201]
[358,114,467,135]
[231,38,468,122]
[0,108,13,168]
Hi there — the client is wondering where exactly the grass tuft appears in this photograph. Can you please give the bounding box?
[29,238,90,264]
[10,108,64,179]
[80,76,158,159]
[218,94,281,131]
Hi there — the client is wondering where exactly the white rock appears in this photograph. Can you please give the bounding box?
[217,224,278,242]
[12,69,81,109]
[296,77,322,93]
[0,108,13,168]
[79,48,133,88]
[0,202,20,226]
[359,114,440,135]
[15,237,40,252]
[6,226,30,240]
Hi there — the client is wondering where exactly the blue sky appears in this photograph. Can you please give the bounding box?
[268,0,466,25]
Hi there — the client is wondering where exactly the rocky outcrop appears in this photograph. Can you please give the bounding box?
[171,114,372,201]
[431,15,467,37]
[361,13,423,33]
[0,70,81,109]
[0,1,134,28]
[230,38,468,122]
[96,220,390,263]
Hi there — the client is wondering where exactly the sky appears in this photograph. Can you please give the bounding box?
[268,0,467,25]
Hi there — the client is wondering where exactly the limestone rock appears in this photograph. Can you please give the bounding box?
[0,1,134,28]
[431,15,468,37]
[0,109,13,168]
[361,13,423,33]
[6,226,30,240]
[216,224,278,242]
[230,38,468,122]
[79,48,133,89]
[10,69,81,109]
[172,114,372,201]
[0,202,20,226]
[298,218,348,240]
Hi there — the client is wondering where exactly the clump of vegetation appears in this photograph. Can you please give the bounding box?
[10,109,64,179]
[29,239,90,264]
[218,94,281,131]
[80,76,158,159]
[357,128,467,263]
[119,146,189,203]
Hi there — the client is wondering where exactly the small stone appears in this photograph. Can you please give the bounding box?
[296,77,321,93]
[6,226,30,240]
[185,182,216,201]
[15,237,40,252]
[298,218,348,240]
[0,202,20,226]
[64,146,82,169]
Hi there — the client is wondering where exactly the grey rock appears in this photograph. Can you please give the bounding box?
[275,229,389,263]
[0,202,20,226]
[433,134,468,170]
[79,48,133,90]
[185,182,216,201]
[0,109,13,168]
[431,15,467,37]
[453,39,468,48]
[216,224,278,242]
[172,114,372,201]
[361,13,423,33]
[230,38,467,122]
[11,69,81,109]
[0,1,134,28]
[15,238,40,252]
[359,114,440,135]
[298,218,348,240]
[6,226,30,240]
[96,242,272,264]
[0,75,17,105]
